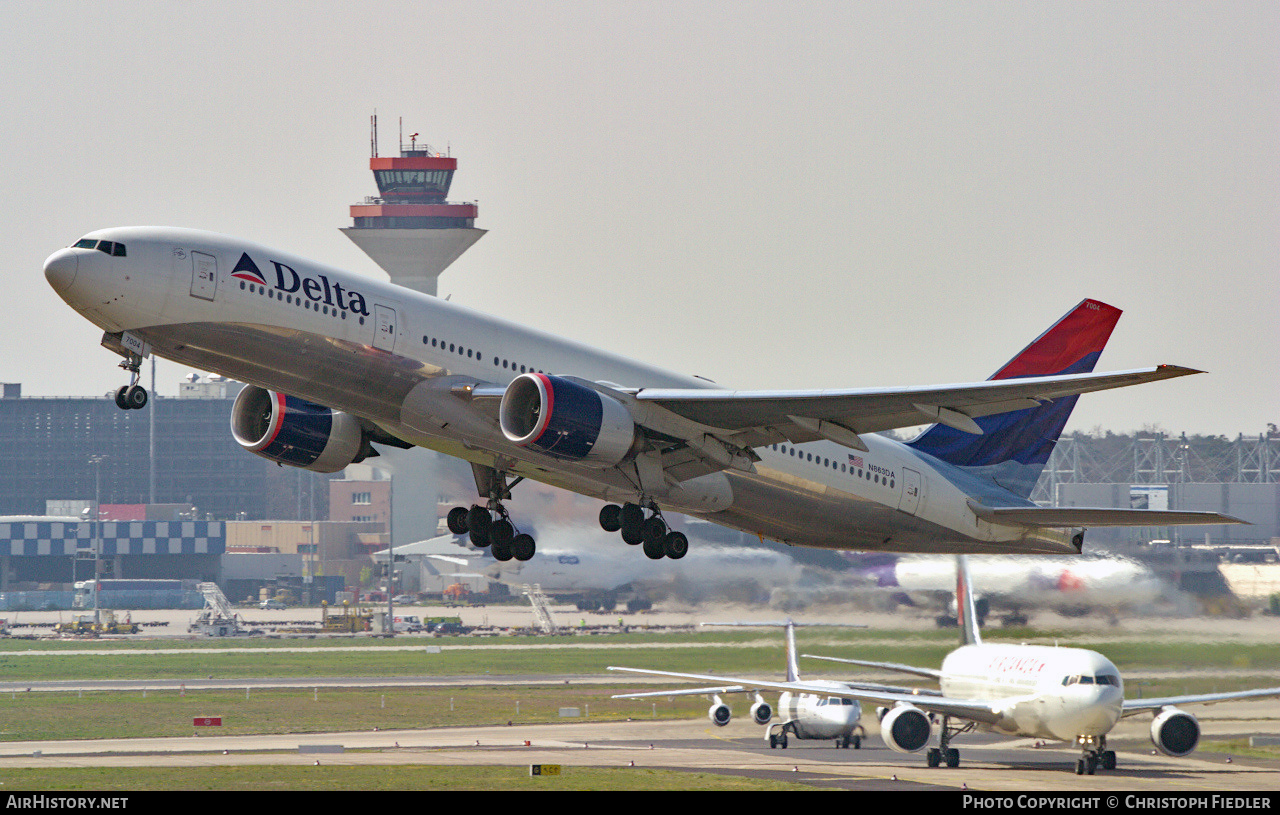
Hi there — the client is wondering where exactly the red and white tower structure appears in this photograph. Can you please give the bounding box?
[340,117,485,296]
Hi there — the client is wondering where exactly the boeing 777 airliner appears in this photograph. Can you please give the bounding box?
[44,227,1239,562]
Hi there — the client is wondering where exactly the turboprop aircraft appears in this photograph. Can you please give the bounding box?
[611,557,1280,774]
[612,621,867,749]
[44,227,1241,563]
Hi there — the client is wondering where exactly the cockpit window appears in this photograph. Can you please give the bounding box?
[72,238,126,256]
[1095,674,1119,686]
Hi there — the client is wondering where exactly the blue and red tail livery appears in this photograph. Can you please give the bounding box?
[908,299,1122,498]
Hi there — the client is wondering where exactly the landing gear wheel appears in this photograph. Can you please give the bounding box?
[124,385,147,410]
[619,503,645,544]
[853,734,861,749]
[489,519,515,549]
[1075,759,1086,775]
[944,747,960,768]
[491,535,513,562]
[466,506,491,538]
[469,527,490,548]
[663,531,689,559]
[1101,750,1116,771]
[599,504,622,532]
[512,534,536,561]
[642,535,665,560]
[927,747,941,768]
[114,386,130,410]
[447,506,470,535]
[641,516,667,546]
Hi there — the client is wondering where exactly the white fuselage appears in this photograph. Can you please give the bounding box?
[44,227,1079,555]
[779,682,864,740]
[940,643,1124,741]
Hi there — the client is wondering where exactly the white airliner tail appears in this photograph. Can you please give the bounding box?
[956,555,981,647]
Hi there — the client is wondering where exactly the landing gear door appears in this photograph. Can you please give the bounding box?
[190,251,218,301]
[898,468,923,516]
[373,304,397,352]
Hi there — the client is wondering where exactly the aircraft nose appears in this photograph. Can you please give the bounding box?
[44,248,79,293]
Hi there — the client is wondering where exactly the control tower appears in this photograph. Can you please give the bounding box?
[340,117,485,296]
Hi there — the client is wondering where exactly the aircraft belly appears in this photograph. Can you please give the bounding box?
[138,321,426,426]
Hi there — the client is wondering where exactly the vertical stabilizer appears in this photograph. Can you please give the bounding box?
[908,299,1122,498]
[785,620,801,682]
[956,556,982,647]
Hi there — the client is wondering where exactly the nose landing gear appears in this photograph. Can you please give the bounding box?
[112,352,148,410]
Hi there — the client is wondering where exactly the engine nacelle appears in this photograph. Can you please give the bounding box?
[708,695,732,727]
[750,696,773,725]
[499,373,635,466]
[231,385,368,473]
[1150,707,1200,757]
[880,705,932,753]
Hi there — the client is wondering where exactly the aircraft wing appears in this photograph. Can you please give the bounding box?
[967,503,1245,528]
[467,366,1200,483]
[803,654,943,682]
[613,684,751,700]
[1121,687,1280,717]
[632,366,1199,449]
[608,666,1002,724]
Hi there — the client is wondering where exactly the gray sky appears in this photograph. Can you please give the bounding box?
[5,1,1276,437]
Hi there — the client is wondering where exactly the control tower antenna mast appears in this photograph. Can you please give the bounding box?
[341,114,485,296]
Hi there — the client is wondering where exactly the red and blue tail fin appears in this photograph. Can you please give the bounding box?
[907,299,1122,499]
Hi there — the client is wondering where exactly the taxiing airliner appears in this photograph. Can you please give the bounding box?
[45,227,1240,562]
[613,621,866,749]
[611,557,1280,774]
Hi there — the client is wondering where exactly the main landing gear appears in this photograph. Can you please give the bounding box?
[112,352,147,411]
[597,502,688,560]
[446,468,536,562]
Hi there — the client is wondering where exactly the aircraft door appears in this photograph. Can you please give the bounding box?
[373,304,397,352]
[898,468,923,515]
[190,251,218,301]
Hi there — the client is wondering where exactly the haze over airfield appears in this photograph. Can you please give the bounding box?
[4,2,1275,437]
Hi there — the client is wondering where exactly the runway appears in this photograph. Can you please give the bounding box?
[0,696,1276,792]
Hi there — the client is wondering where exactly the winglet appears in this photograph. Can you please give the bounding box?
[956,556,982,647]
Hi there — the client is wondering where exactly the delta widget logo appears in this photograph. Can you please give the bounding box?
[231,253,269,286]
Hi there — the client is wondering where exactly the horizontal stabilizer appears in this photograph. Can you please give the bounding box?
[967,501,1246,528]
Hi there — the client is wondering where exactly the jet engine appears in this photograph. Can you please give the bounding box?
[880,705,932,753]
[231,385,370,473]
[499,373,635,465]
[750,695,773,726]
[708,695,732,727]
[1150,707,1200,757]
